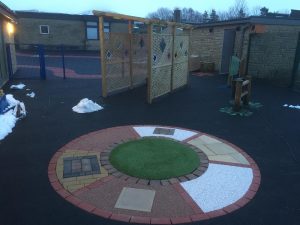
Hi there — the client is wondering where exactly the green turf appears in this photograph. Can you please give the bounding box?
[109,137,200,180]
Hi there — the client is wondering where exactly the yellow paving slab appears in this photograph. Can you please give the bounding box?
[208,154,240,164]
[198,135,222,144]
[188,140,216,156]
[206,143,237,155]
[230,153,250,165]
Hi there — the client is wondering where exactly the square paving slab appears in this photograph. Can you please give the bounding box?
[115,187,156,212]
[63,155,100,178]
[153,128,175,135]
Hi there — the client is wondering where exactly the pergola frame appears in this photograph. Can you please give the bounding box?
[93,10,193,103]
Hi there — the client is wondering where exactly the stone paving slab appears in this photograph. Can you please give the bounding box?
[115,187,156,212]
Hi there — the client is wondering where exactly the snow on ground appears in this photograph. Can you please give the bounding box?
[26,92,35,98]
[180,163,253,212]
[133,126,197,141]
[0,94,26,141]
[72,98,103,113]
[10,83,26,90]
[283,104,300,110]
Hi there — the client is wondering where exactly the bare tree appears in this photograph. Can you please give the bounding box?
[147,7,173,21]
[219,0,249,20]
[251,5,262,16]
[181,7,203,23]
[148,7,203,23]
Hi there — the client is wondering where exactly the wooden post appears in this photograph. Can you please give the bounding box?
[187,28,192,86]
[147,23,153,104]
[234,79,243,111]
[99,16,107,97]
[170,25,175,91]
[128,21,133,89]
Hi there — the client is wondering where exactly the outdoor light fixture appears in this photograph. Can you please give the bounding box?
[7,22,14,35]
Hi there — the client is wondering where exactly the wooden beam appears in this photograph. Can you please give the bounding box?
[128,21,133,89]
[92,10,194,29]
[147,23,153,104]
[93,10,148,23]
[99,16,107,97]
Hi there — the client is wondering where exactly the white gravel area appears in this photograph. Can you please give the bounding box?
[181,163,253,212]
[133,126,197,141]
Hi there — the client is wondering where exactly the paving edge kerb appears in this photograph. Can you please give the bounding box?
[48,125,261,225]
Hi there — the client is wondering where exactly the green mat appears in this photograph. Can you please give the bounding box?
[220,101,263,117]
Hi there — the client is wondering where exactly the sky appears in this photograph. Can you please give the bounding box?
[2,0,299,17]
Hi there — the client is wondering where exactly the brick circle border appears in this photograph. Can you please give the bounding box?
[100,136,209,186]
[48,125,261,224]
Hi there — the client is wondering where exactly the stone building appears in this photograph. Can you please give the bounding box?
[0,1,16,88]
[15,11,128,51]
[190,14,300,88]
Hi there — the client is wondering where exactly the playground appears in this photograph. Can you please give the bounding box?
[0,10,300,225]
[1,72,300,225]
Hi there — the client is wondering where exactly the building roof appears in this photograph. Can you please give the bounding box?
[0,1,16,22]
[15,11,125,23]
[192,15,300,29]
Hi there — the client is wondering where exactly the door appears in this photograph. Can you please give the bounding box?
[0,20,8,86]
[220,29,236,74]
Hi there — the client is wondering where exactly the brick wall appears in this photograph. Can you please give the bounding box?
[16,18,86,49]
[247,25,300,86]
[190,24,249,71]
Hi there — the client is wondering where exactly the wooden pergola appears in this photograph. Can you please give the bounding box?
[93,11,194,103]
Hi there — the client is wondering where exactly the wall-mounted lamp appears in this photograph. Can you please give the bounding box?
[7,22,14,35]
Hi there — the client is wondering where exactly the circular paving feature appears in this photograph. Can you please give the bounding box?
[109,137,201,180]
[48,125,261,224]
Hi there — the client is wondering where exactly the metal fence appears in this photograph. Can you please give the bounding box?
[6,43,101,80]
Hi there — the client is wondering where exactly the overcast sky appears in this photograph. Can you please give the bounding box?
[2,0,299,17]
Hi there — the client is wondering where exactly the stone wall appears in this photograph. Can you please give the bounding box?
[247,25,300,86]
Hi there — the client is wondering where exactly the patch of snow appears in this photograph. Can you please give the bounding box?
[0,95,26,140]
[26,88,31,91]
[181,163,253,212]
[10,83,26,90]
[283,104,300,110]
[133,126,198,141]
[72,98,103,113]
[26,92,35,98]
[0,110,18,140]
[6,94,20,106]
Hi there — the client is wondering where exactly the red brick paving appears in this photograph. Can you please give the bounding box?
[48,125,261,224]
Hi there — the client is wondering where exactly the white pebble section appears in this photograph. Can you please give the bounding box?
[181,163,253,212]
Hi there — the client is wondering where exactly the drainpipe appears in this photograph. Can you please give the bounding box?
[239,23,252,75]
[239,23,251,59]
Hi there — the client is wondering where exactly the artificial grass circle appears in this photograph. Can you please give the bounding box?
[109,137,200,180]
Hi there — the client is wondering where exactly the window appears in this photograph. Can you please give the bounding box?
[40,25,49,34]
[86,21,98,40]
